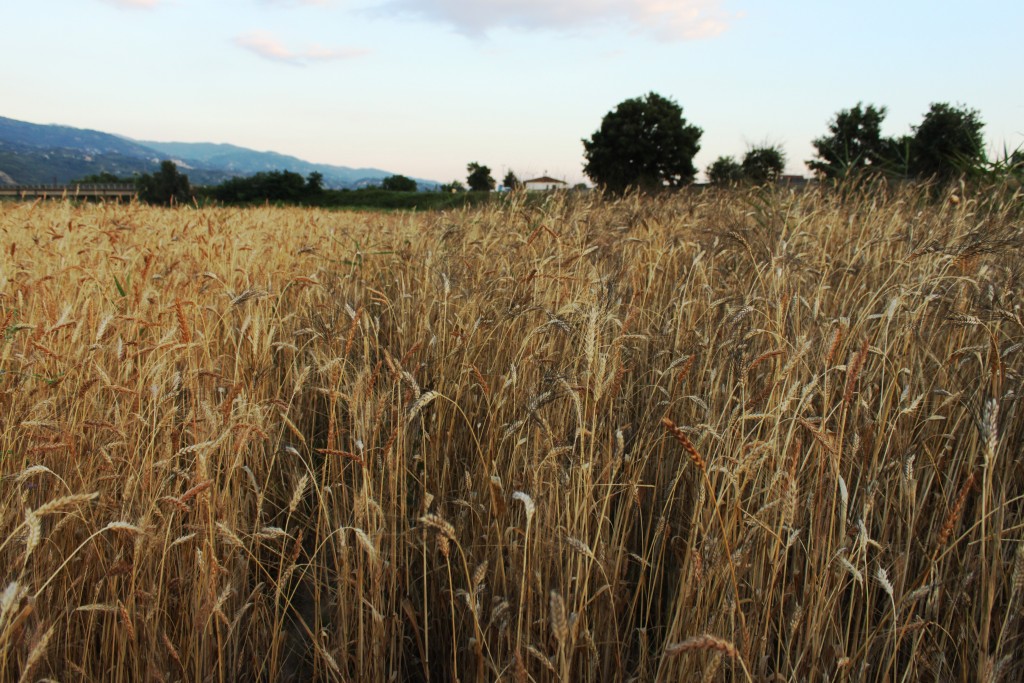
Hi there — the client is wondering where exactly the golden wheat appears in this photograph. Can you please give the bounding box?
[0,185,1021,681]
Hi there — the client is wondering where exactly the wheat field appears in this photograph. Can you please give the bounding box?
[1,185,1022,681]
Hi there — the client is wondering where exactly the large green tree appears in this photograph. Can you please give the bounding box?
[72,172,131,184]
[809,103,890,179]
[209,170,310,203]
[582,92,702,194]
[502,170,521,190]
[381,174,417,192]
[306,172,325,194]
[706,156,744,186]
[908,102,985,182]
[741,145,786,185]
[137,160,191,206]
[466,163,495,192]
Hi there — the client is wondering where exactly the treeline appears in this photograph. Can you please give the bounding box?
[108,163,492,208]
[84,158,532,208]
[206,169,325,204]
[198,170,490,209]
[583,95,1023,192]
[82,96,1022,207]
[803,102,1010,183]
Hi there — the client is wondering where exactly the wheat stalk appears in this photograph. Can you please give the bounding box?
[19,624,55,683]
[661,417,705,471]
[665,634,739,658]
[549,590,569,644]
[174,299,191,344]
[407,390,439,424]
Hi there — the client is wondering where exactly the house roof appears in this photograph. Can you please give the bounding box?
[523,176,567,185]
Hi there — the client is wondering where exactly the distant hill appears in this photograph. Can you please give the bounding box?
[137,140,435,189]
[0,137,229,186]
[0,116,436,189]
[0,116,158,185]
[0,116,155,158]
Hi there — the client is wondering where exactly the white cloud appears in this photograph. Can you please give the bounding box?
[260,0,332,6]
[304,44,371,61]
[235,31,369,65]
[99,0,161,8]
[379,0,735,41]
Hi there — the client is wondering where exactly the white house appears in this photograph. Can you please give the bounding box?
[523,176,568,192]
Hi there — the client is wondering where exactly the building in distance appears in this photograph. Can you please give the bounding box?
[523,176,568,192]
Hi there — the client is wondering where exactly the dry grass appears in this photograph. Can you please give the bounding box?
[1,184,1022,681]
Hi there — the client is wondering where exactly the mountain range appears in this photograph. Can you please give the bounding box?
[0,116,435,189]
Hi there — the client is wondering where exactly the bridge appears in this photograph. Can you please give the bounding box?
[0,184,137,200]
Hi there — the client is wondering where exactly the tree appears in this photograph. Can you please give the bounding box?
[208,170,315,204]
[908,102,985,182]
[968,144,1024,185]
[466,163,495,192]
[741,145,786,185]
[1006,147,1024,180]
[1011,148,1024,170]
[381,175,417,192]
[306,171,325,194]
[706,156,744,186]
[582,92,702,194]
[137,160,191,206]
[502,171,521,190]
[871,135,913,179]
[72,172,129,184]
[440,180,466,193]
[808,103,890,179]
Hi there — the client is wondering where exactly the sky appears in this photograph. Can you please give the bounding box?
[3,0,1022,184]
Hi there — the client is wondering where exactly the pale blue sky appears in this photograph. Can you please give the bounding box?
[4,0,1021,184]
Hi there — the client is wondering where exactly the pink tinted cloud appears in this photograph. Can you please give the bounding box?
[236,31,301,64]
[631,1,733,40]
[383,0,735,41]
[235,31,369,65]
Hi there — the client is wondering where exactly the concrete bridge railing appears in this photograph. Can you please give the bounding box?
[0,184,137,199]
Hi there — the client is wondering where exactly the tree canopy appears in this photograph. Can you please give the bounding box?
[207,170,325,204]
[706,148,785,186]
[466,163,495,192]
[502,171,521,190]
[440,180,466,193]
[136,161,191,206]
[909,103,985,183]
[306,171,324,194]
[809,103,890,179]
[381,175,417,192]
[582,92,702,194]
[741,145,786,185]
[807,101,989,184]
[72,172,132,184]
[706,156,744,186]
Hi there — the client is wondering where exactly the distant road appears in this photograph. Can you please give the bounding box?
[0,184,136,200]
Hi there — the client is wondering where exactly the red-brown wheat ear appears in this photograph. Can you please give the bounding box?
[662,416,706,472]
